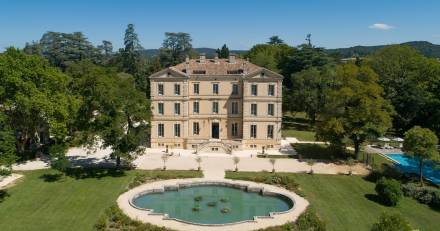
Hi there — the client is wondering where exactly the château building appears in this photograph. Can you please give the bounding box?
[149,54,283,153]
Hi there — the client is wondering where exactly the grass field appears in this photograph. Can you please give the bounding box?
[0,169,201,231]
[282,112,317,141]
[226,172,440,231]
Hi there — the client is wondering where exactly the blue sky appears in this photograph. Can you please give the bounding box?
[1,0,439,51]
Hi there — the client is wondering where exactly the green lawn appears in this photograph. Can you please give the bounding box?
[0,169,201,231]
[282,112,317,141]
[282,129,317,141]
[226,172,440,231]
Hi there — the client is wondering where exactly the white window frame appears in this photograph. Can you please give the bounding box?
[158,102,164,115]
[250,124,257,138]
[251,103,257,116]
[174,102,180,115]
[251,84,258,96]
[158,123,164,137]
[174,124,181,137]
[174,83,180,95]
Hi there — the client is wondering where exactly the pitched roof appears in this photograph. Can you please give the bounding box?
[172,58,262,76]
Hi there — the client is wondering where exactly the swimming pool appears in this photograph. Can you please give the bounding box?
[385,153,440,185]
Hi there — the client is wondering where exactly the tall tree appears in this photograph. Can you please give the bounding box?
[370,45,440,136]
[67,61,149,167]
[403,126,439,186]
[121,24,149,95]
[0,114,17,173]
[97,40,113,64]
[0,48,77,160]
[37,31,100,68]
[290,66,335,124]
[317,63,393,158]
[268,35,284,45]
[216,44,230,58]
[159,32,193,67]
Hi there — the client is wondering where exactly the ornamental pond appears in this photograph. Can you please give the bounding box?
[131,184,294,225]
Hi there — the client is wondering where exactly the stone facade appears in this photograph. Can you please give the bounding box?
[149,54,282,152]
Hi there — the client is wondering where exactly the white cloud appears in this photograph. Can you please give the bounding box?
[368,23,395,30]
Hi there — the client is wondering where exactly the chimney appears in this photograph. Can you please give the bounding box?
[214,53,219,64]
[199,53,206,63]
[229,54,236,64]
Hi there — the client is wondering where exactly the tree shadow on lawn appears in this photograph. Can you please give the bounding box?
[66,167,126,180]
[364,193,382,205]
[39,167,127,182]
[0,189,10,203]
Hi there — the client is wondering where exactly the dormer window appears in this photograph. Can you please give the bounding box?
[227,69,243,74]
[193,70,206,74]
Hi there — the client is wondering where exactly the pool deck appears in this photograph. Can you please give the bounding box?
[117,175,309,231]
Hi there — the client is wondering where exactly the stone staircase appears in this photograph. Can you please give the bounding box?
[196,140,233,154]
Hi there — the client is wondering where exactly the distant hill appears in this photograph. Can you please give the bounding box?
[141,48,247,58]
[141,41,440,59]
[326,41,440,58]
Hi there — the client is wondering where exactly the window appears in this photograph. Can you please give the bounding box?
[193,70,206,74]
[174,84,180,95]
[232,123,238,137]
[158,83,164,95]
[213,83,219,94]
[174,124,180,137]
[268,103,274,116]
[250,125,257,138]
[268,84,275,96]
[158,103,164,115]
[267,125,274,139]
[193,122,200,135]
[174,103,180,115]
[212,102,219,114]
[193,101,199,114]
[251,84,258,96]
[251,104,257,116]
[158,124,164,137]
[231,102,239,114]
[232,83,239,95]
[193,83,199,94]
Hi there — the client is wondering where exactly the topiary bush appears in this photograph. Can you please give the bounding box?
[371,213,412,231]
[375,177,402,206]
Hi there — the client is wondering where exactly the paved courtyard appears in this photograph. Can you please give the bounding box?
[9,138,369,175]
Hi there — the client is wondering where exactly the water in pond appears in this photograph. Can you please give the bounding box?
[132,185,294,224]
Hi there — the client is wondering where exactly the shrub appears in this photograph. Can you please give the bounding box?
[95,205,171,231]
[0,168,11,176]
[194,195,203,201]
[402,182,440,208]
[371,213,412,231]
[220,197,229,203]
[295,209,326,231]
[192,205,201,212]
[220,207,230,213]
[375,177,402,206]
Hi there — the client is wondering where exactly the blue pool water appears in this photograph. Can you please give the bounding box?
[386,153,440,185]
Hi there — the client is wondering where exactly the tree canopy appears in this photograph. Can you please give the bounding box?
[317,63,393,157]
[403,126,439,186]
[0,48,78,159]
[159,32,194,67]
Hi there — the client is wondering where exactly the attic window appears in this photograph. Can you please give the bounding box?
[227,69,244,74]
[182,69,187,73]
[193,70,206,74]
